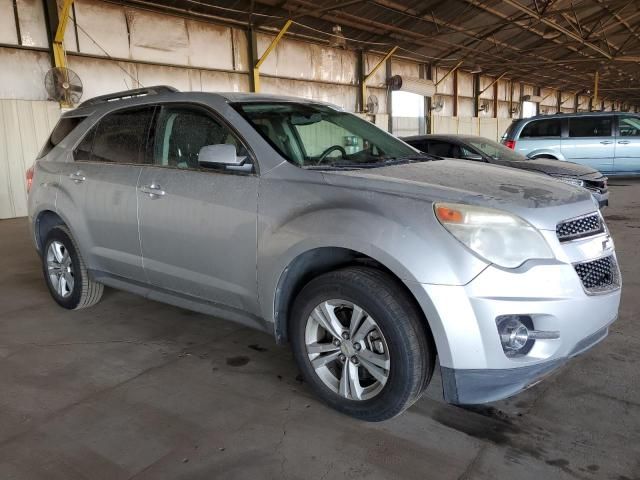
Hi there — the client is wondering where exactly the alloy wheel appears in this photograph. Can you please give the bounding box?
[46,240,74,298]
[304,299,390,401]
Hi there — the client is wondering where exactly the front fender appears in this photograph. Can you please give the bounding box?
[257,189,488,325]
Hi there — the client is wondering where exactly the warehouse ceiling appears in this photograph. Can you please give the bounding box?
[118,0,640,101]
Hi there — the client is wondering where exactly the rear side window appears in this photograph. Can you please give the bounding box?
[618,116,640,137]
[568,117,612,137]
[427,141,459,157]
[74,106,155,164]
[37,116,86,158]
[519,119,561,138]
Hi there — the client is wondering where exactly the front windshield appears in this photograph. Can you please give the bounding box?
[468,138,527,162]
[233,102,426,169]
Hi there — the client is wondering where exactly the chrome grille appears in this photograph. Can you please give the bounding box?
[574,255,620,294]
[557,213,604,242]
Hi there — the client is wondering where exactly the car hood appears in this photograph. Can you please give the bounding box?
[321,159,597,230]
[491,157,603,179]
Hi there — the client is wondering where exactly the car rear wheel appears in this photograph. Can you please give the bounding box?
[42,226,103,310]
[290,266,434,421]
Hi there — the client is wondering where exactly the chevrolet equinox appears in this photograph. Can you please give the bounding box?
[27,86,622,421]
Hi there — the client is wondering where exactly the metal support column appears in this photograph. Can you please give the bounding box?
[386,57,393,133]
[356,50,365,113]
[473,73,480,117]
[593,71,599,111]
[426,64,433,133]
[361,46,397,113]
[52,0,74,70]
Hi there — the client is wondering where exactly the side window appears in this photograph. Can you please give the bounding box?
[410,141,429,153]
[38,116,87,159]
[568,117,612,138]
[76,107,155,164]
[428,141,456,157]
[74,127,95,161]
[152,105,251,171]
[520,119,561,138]
[618,116,640,137]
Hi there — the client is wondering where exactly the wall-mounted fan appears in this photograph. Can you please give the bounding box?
[430,95,444,113]
[366,94,379,114]
[45,67,83,105]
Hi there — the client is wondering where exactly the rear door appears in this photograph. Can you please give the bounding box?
[562,116,614,173]
[614,115,640,174]
[63,106,155,281]
[137,103,259,313]
[516,118,562,157]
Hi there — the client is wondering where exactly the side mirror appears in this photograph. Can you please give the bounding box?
[464,153,484,161]
[198,144,247,168]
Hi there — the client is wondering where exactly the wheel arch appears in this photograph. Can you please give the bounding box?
[527,149,564,161]
[272,246,436,356]
[34,210,66,253]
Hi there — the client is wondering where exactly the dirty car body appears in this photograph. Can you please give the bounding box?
[403,134,609,209]
[28,88,622,420]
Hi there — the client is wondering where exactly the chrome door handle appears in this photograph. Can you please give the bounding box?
[600,141,613,144]
[140,184,166,198]
[618,140,630,144]
[69,171,86,183]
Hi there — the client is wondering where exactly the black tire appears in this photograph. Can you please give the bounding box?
[42,225,103,310]
[290,266,435,421]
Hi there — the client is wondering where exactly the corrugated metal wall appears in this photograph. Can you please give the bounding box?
[0,0,632,219]
[0,100,60,219]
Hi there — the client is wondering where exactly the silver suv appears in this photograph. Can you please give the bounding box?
[28,87,622,421]
[502,112,640,175]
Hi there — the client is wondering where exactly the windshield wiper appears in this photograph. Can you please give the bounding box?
[303,154,440,171]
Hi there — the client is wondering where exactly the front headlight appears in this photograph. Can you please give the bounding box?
[434,203,554,268]
[554,176,585,188]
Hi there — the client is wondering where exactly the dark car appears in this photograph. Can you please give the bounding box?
[403,134,608,208]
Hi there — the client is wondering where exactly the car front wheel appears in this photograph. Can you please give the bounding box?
[290,266,434,421]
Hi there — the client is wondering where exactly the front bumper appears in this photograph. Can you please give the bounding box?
[441,323,610,404]
[410,232,621,404]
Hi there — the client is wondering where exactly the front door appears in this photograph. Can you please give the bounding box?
[562,115,615,173]
[614,115,640,174]
[137,104,259,314]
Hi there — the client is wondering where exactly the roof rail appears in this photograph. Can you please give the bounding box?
[78,85,179,108]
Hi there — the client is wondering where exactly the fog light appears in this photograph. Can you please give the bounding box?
[496,315,534,357]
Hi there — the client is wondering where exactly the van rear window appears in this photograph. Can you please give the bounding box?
[520,118,561,138]
[37,116,87,158]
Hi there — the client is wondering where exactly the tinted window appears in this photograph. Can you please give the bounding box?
[152,105,250,171]
[427,141,458,157]
[520,119,561,138]
[80,107,155,164]
[568,117,612,137]
[468,138,527,162]
[618,116,640,137]
[38,116,86,158]
[74,127,95,161]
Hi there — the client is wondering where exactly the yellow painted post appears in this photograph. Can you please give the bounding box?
[361,46,398,111]
[253,19,293,93]
[53,0,74,70]
[434,60,464,87]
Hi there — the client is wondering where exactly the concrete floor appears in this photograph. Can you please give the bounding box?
[1,181,639,480]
